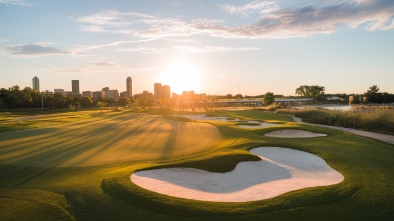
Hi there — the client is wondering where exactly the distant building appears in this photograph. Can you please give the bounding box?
[134,90,152,99]
[126,77,132,97]
[101,87,119,100]
[107,90,119,100]
[162,85,171,100]
[154,83,162,99]
[32,76,40,91]
[120,91,128,98]
[82,91,93,97]
[182,91,195,102]
[62,91,73,97]
[72,80,80,95]
[54,89,64,93]
[93,91,103,100]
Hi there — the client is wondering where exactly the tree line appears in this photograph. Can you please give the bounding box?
[295,85,394,103]
[0,86,131,109]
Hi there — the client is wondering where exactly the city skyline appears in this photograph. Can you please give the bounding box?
[1,1,394,96]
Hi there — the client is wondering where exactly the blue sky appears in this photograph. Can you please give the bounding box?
[1,0,393,96]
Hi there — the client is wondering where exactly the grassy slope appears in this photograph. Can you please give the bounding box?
[1,109,393,220]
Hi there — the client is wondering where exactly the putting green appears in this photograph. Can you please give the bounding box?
[0,113,220,167]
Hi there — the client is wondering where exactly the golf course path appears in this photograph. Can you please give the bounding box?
[293,117,394,145]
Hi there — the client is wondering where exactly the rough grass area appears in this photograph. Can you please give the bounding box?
[1,109,393,220]
[276,108,394,135]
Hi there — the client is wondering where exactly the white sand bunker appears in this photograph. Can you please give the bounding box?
[175,114,241,122]
[265,129,327,138]
[237,120,278,129]
[131,147,343,202]
[175,115,277,128]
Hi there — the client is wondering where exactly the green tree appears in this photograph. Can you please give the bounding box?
[118,97,130,107]
[234,94,243,100]
[295,85,325,97]
[53,93,66,108]
[97,101,107,112]
[365,85,382,103]
[263,92,275,106]
[135,93,154,109]
[81,96,93,108]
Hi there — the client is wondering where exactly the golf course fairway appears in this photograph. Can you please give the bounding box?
[1,109,393,220]
[0,113,220,167]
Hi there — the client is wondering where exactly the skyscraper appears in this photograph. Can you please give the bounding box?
[72,80,80,95]
[162,85,171,100]
[154,83,162,99]
[32,76,39,91]
[126,77,132,97]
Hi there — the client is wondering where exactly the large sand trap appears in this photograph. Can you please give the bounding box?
[131,147,344,202]
[265,129,327,138]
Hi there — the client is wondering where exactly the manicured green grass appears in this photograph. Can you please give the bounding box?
[0,108,130,133]
[1,109,393,220]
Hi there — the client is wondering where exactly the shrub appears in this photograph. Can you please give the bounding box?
[276,108,394,135]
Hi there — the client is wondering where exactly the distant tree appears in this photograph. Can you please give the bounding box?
[365,85,382,103]
[382,92,394,103]
[134,93,154,109]
[263,92,275,106]
[97,101,107,112]
[295,85,325,97]
[53,93,66,108]
[234,94,243,100]
[68,104,76,110]
[225,94,233,99]
[81,96,93,108]
[118,97,130,107]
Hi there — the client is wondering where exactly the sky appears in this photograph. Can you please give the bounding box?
[1,0,393,96]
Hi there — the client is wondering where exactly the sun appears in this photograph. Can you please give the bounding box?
[160,61,200,94]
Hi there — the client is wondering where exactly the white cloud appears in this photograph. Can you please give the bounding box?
[199,0,394,38]
[222,0,280,15]
[173,45,259,53]
[119,44,259,54]
[2,43,68,56]
[169,2,180,7]
[75,1,394,39]
[0,0,31,6]
[70,39,158,56]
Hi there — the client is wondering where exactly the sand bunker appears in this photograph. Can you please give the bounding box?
[175,115,277,128]
[175,114,241,122]
[131,147,343,202]
[265,129,327,138]
[237,120,278,129]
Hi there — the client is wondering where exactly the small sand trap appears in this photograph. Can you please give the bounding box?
[175,115,278,129]
[131,147,343,202]
[175,114,240,122]
[238,120,278,129]
[265,129,327,138]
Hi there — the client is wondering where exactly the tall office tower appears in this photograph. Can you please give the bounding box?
[126,77,132,97]
[162,85,171,100]
[32,76,40,91]
[154,83,162,99]
[72,80,80,95]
